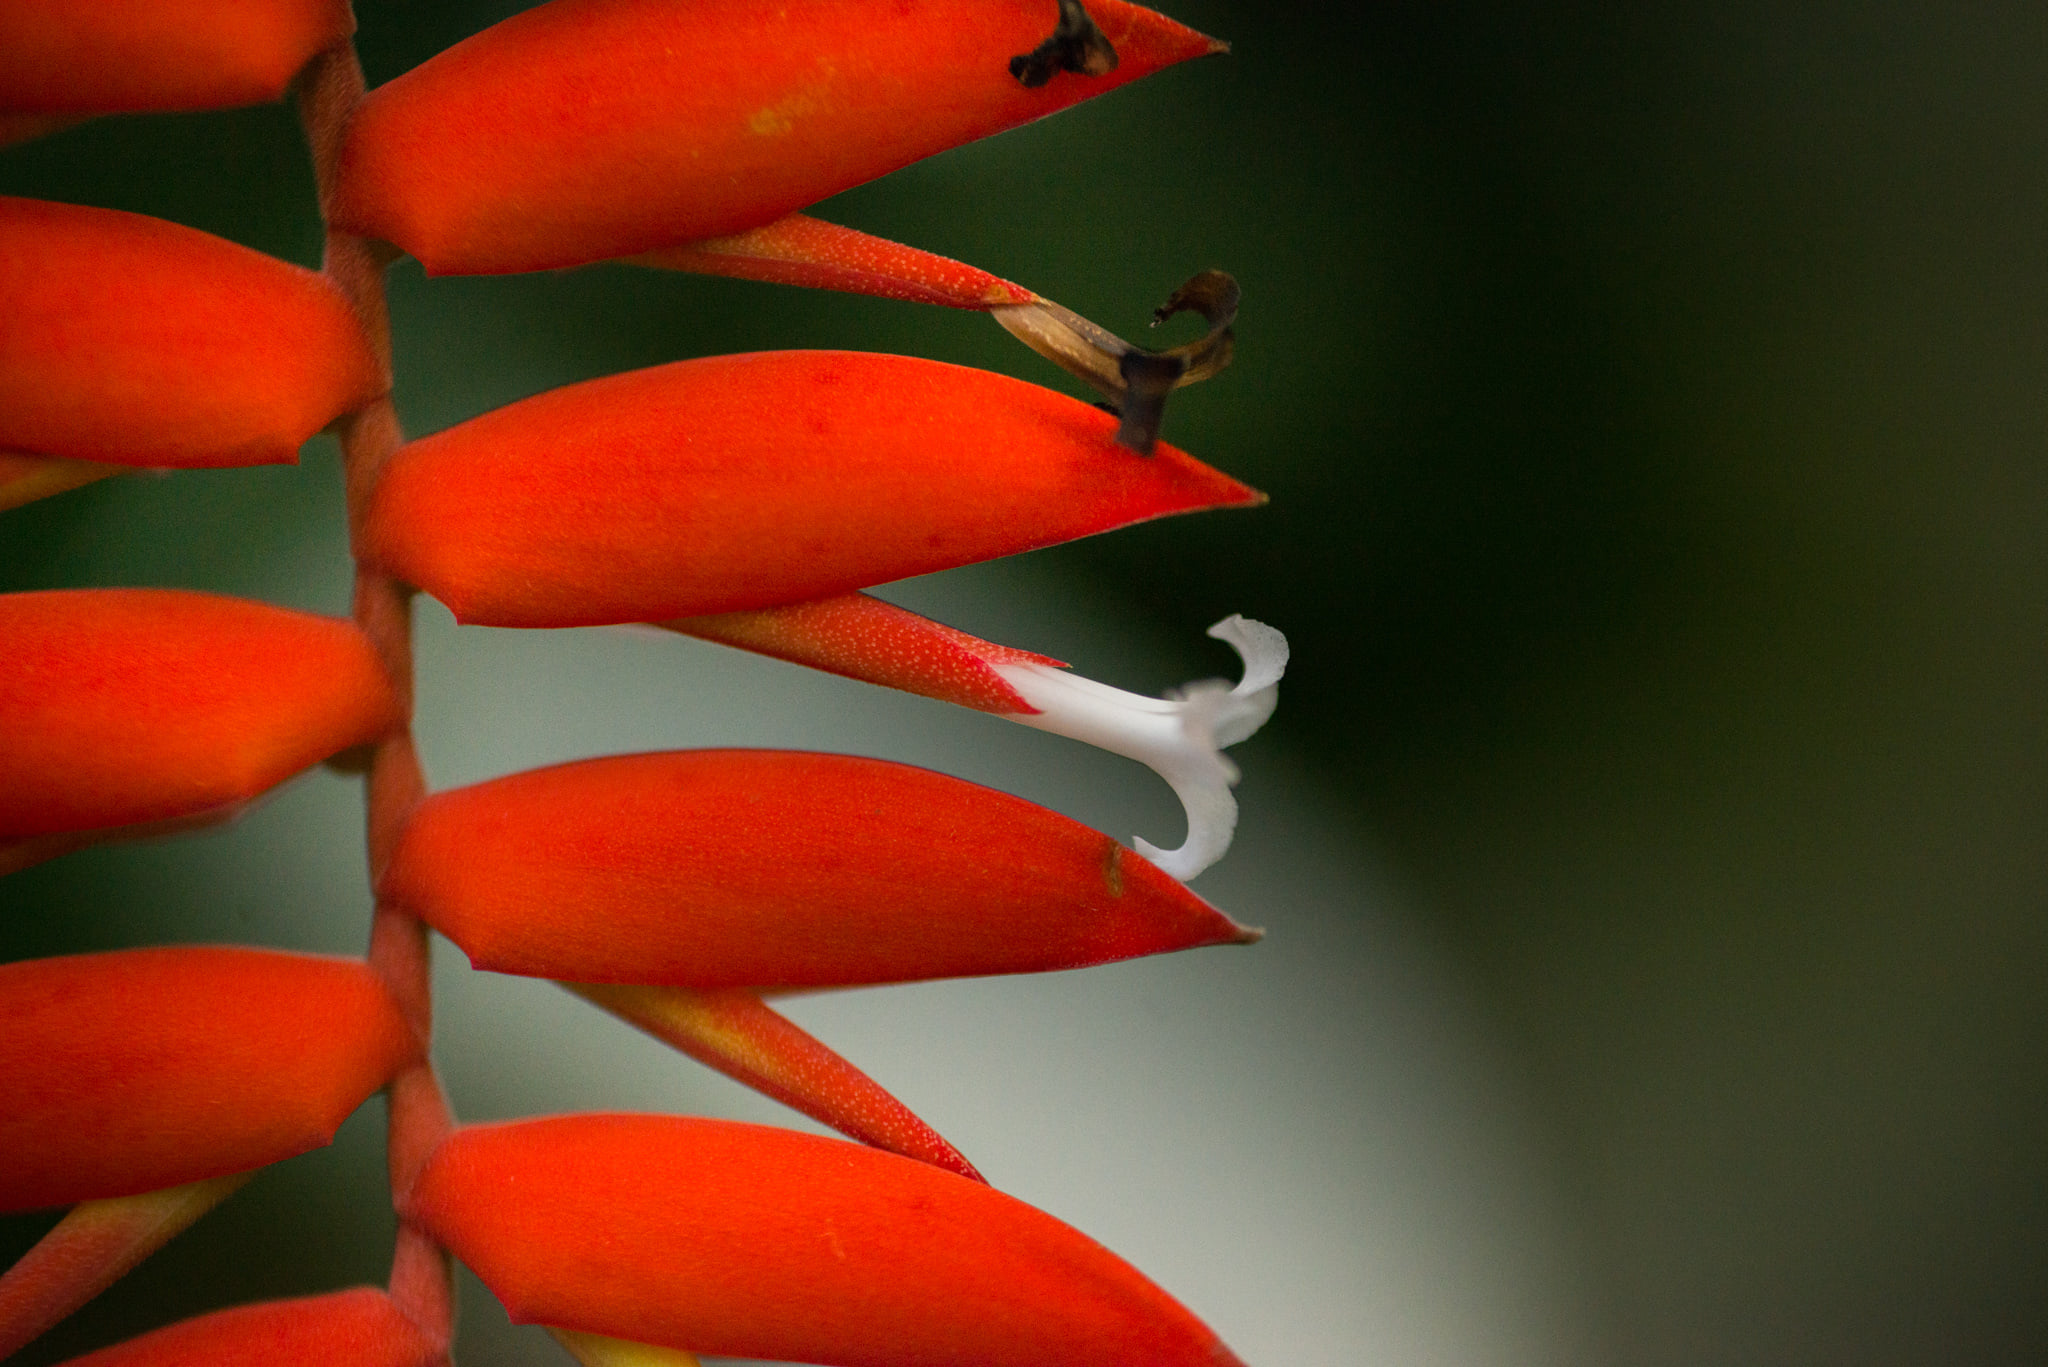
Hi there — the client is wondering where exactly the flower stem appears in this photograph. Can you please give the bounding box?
[295,39,453,1354]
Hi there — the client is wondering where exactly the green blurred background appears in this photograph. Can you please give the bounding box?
[6,2,2047,1363]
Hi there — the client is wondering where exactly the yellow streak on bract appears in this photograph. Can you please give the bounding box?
[745,83,826,137]
[0,453,121,513]
[548,1326,704,1367]
[0,1171,253,1359]
[567,983,793,1090]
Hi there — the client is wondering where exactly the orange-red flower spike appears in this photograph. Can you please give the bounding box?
[565,983,983,1181]
[0,589,404,871]
[405,1115,1247,1367]
[51,1288,443,1367]
[331,0,1224,275]
[0,198,382,473]
[379,750,1256,991]
[0,1174,252,1361]
[631,213,1035,309]
[360,351,1260,629]
[0,947,420,1212]
[0,1,352,118]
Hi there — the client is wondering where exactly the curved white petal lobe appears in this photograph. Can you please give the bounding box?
[993,615,1288,881]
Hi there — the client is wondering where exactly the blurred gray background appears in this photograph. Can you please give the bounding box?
[5,2,2046,1363]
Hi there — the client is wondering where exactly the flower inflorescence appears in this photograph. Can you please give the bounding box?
[0,3,1282,1363]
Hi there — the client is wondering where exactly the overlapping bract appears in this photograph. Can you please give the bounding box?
[406,1115,1246,1367]
[0,589,403,870]
[0,192,385,514]
[53,1289,440,1367]
[381,750,1256,989]
[0,199,382,475]
[361,350,1259,628]
[332,0,1222,274]
[0,947,417,1211]
[381,750,1254,1175]
[0,0,351,120]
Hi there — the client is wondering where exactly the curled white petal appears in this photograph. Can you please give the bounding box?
[992,615,1288,881]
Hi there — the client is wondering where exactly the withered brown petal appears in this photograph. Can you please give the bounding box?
[1009,0,1120,88]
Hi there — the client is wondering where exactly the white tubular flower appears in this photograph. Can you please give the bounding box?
[992,615,1288,881]
[668,598,1287,880]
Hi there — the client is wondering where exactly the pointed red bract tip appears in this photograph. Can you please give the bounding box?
[407,1115,1244,1367]
[380,750,1257,990]
[635,214,1035,309]
[0,948,420,1212]
[54,1288,441,1367]
[666,592,1062,715]
[570,983,984,1181]
[331,0,1223,274]
[0,589,404,852]
[0,1,352,116]
[0,198,383,470]
[361,351,1261,628]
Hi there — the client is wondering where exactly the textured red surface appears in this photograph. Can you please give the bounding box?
[637,213,1035,308]
[574,983,983,1180]
[55,1288,439,1367]
[380,749,1256,989]
[0,0,351,114]
[361,351,1260,627]
[0,589,404,840]
[0,949,419,1212]
[332,0,1221,274]
[0,198,382,468]
[408,1115,1245,1367]
[669,590,1060,715]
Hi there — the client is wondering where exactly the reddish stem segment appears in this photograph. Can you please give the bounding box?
[294,41,453,1353]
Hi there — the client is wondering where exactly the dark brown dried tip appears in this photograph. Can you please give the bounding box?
[1010,0,1120,88]
[991,269,1239,455]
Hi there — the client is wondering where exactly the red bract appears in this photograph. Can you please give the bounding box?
[0,589,403,861]
[633,212,1035,309]
[331,0,1222,274]
[0,947,418,1212]
[0,197,382,470]
[54,1288,440,1367]
[669,590,1066,714]
[568,982,983,1180]
[0,1,351,116]
[0,1173,256,1361]
[360,351,1260,628]
[378,750,1256,989]
[407,1115,1246,1367]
